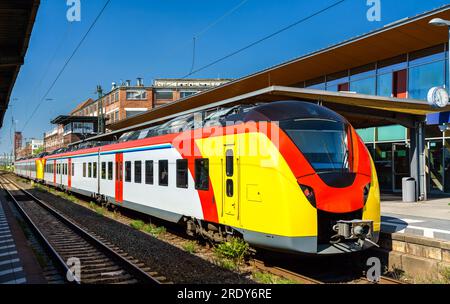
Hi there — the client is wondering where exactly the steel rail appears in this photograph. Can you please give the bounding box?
[0,175,160,284]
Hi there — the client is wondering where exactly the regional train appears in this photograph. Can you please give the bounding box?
[14,100,381,254]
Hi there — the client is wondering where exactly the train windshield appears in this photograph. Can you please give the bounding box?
[280,118,352,173]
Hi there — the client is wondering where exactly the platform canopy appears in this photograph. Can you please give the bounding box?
[108,5,450,132]
[0,0,40,128]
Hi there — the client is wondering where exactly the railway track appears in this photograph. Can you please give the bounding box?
[0,175,163,284]
[252,257,405,285]
[8,174,405,285]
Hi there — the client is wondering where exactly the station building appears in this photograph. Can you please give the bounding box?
[42,78,232,153]
[101,5,450,199]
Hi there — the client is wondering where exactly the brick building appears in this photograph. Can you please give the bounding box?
[16,138,43,159]
[42,78,231,152]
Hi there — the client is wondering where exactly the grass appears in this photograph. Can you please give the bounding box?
[438,267,450,284]
[182,241,198,254]
[129,220,166,238]
[142,224,166,237]
[253,272,297,284]
[214,238,249,261]
[130,219,145,230]
[213,238,250,272]
[215,258,238,271]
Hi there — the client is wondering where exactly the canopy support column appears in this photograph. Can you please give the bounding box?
[409,121,427,201]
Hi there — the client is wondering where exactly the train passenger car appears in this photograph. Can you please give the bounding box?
[14,158,39,180]
[34,101,380,255]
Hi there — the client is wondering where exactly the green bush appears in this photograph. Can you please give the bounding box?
[130,220,145,230]
[253,272,297,284]
[214,238,249,261]
[143,224,166,237]
[182,241,198,254]
[216,258,238,271]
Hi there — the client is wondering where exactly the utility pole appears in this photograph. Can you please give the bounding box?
[97,85,105,134]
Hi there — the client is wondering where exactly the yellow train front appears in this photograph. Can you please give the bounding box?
[200,101,380,254]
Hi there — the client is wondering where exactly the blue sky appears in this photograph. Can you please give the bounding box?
[1,0,449,153]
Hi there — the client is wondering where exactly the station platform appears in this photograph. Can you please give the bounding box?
[381,194,450,241]
[0,193,47,284]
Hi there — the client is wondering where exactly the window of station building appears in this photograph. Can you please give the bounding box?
[325,70,349,92]
[158,160,168,186]
[195,159,209,190]
[88,162,92,178]
[176,159,188,188]
[101,162,106,179]
[107,162,113,180]
[83,163,86,177]
[125,161,131,182]
[145,160,154,185]
[349,64,376,95]
[409,44,445,67]
[134,161,142,183]
[180,91,198,99]
[408,60,445,100]
[126,90,147,100]
[305,77,325,90]
[114,111,119,122]
[114,91,119,102]
[155,90,173,100]
[93,162,97,178]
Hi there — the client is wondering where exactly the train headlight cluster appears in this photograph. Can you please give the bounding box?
[299,184,316,207]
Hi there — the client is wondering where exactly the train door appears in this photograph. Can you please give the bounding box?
[53,160,56,185]
[68,158,72,189]
[115,153,123,203]
[222,144,239,221]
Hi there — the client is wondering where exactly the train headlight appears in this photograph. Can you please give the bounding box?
[299,184,316,207]
[363,183,371,205]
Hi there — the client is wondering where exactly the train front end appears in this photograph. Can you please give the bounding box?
[242,101,380,254]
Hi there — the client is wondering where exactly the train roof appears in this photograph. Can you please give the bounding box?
[47,100,344,157]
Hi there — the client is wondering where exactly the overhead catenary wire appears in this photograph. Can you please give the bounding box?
[21,0,112,132]
[181,0,346,79]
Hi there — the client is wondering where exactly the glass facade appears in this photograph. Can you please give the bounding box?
[301,43,450,193]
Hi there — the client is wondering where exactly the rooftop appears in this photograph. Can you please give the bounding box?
[0,0,40,127]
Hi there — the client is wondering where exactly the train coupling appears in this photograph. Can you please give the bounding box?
[331,220,379,248]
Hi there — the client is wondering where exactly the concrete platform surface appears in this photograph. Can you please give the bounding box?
[381,194,450,241]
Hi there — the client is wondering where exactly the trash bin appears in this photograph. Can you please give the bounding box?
[402,177,416,203]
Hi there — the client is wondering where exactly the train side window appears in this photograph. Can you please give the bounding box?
[93,162,97,179]
[88,163,92,178]
[226,179,234,197]
[125,161,131,182]
[108,162,113,180]
[195,159,209,190]
[145,160,153,185]
[176,159,188,189]
[134,161,142,183]
[65,164,68,175]
[101,162,106,179]
[83,163,86,177]
[226,149,233,177]
[158,160,168,186]
[72,163,74,176]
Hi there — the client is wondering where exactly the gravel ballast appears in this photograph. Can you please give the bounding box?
[13,177,254,284]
